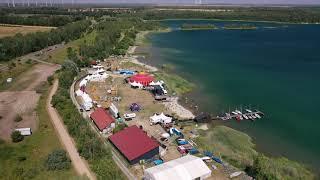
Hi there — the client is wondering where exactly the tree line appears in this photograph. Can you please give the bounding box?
[0,15,83,27]
[79,17,161,59]
[0,20,91,62]
[137,7,320,23]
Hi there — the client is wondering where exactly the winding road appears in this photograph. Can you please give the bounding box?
[47,79,96,180]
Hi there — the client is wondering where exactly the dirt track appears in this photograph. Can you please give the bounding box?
[46,79,95,180]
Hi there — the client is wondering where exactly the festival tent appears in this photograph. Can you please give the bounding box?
[129,72,154,86]
[144,155,211,180]
[130,103,141,112]
[150,113,172,125]
[75,89,84,96]
[130,81,143,89]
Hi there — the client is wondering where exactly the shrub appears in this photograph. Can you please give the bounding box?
[17,156,27,162]
[11,131,24,143]
[45,149,71,171]
[25,59,33,64]
[14,115,23,122]
[47,76,54,85]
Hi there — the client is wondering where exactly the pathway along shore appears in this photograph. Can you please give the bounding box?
[46,79,96,180]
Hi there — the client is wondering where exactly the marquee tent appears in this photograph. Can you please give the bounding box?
[144,155,211,180]
[129,72,154,86]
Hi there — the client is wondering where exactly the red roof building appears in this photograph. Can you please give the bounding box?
[109,125,159,164]
[129,72,154,86]
[90,108,115,132]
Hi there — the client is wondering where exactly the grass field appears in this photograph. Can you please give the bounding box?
[195,125,258,169]
[154,72,194,95]
[0,25,55,38]
[48,31,97,64]
[0,83,78,179]
[0,60,36,91]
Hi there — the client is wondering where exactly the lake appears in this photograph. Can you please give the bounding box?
[144,20,320,170]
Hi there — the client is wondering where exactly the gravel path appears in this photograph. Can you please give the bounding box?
[47,79,96,180]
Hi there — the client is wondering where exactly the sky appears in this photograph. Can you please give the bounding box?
[2,0,320,5]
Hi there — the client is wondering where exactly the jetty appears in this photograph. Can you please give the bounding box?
[215,108,265,122]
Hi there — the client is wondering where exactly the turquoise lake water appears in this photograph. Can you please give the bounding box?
[145,20,320,170]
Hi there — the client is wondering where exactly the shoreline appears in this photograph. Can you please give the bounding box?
[126,31,195,120]
[149,18,320,25]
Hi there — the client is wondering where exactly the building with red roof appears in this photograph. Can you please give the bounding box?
[109,125,159,164]
[129,72,154,86]
[90,108,115,132]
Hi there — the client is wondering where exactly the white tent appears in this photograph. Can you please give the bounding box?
[150,113,172,125]
[109,103,119,118]
[144,155,212,180]
[79,79,88,87]
[75,89,84,96]
[130,81,143,88]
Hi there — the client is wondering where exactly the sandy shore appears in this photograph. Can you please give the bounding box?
[126,34,195,120]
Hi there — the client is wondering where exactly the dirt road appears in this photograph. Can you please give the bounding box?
[47,79,96,180]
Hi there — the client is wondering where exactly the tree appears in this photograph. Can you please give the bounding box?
[45,149,71,171]
[11,131,24,143]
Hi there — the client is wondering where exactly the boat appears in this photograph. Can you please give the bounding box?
[235,110,242,114]
[245,109,253,113]
[251,114,257,119]
[243,114,249,120]
[235,115,241,121]
[255,113,261,119]
[231,111,238,115]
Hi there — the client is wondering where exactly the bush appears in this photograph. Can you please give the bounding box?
[25,59,33,64]
[17,156,27,162]
[11,131,24,143]
[14,115,23,122]
[113,123,127,134]
[47,75,54,85]
[45,149,71,171]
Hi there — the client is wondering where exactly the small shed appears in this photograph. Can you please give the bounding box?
[15,128,32,136]
[90,108,115,133]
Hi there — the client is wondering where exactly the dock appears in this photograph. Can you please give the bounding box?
[215,109,265,121]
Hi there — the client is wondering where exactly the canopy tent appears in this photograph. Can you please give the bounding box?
[144,155,211,180]
[130,103,141,112]
[75,89,84,96]
[150,113,172,125]
[129,72,154,86]
[130,81,143,88]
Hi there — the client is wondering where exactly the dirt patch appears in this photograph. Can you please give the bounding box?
[8,63,59,91]
[0,91,40,140]
[0,63,58,140]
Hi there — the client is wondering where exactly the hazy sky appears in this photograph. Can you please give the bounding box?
[3,0,320,5]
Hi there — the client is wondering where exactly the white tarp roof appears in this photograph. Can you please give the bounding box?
[144,155,211,180]
[150,113,172,124]
[75,89,84,96]
[130,81,143,87]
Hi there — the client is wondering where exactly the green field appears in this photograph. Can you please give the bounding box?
[195,125,258,168]
[0,60,35,91]
[154,72,194,95]
[48,31,97,64]
[0,83,78,179]
[195,125,314,179]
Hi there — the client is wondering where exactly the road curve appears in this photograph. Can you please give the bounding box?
[47,79,96,180]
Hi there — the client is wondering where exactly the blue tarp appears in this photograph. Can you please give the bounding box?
[203,151,214,157]
[153,159,163,165]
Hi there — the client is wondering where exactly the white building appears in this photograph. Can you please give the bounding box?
[144,155,212,180]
